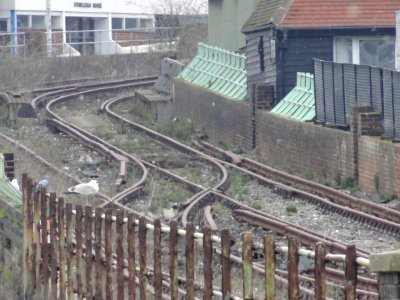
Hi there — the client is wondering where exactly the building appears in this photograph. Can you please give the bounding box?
[0,0,195,56]
[208,0,261,51]
[242,0,400,102]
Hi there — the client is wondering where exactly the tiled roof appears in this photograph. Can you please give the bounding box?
[242,0,288,33]
[282,0,400,29]
[242,0,400,32]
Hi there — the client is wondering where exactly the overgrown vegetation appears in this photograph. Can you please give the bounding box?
[156,119,194,144]
[227,169,250,200]
[340,176,358,191]
[286,204,298,215]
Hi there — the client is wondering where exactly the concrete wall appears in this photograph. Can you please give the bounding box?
[208,0,260,51]
[173,79,254,150]
[0,198,23,300]
[0,52,167,92]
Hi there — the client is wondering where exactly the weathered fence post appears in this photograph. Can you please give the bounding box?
[75,205,84,298]
[221,229,231,300]
[139,216,147,300]
[95,207,103,300]
[314,242,326,299]
[154,218,162,300]
[22,174,33,299]
[65,203,73,300]
[85,206,93,299]
[370,249,400,300]
[242,232,253,300]
[105,209,114,299]
[127,212,136,300]
[116,209,125,300]
[264,234,275,300]
[40,185,49,298]
[169,220,179,300]
[49,193,58,300]
[58,198,66,300]
[185,222,195,300]
[203,226,213,300]
[33,191,41,294]
[344,245,357,300]
[288,237,299,300]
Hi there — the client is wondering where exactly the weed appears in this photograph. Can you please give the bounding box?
[3,237,11,250]
[304,170,314,180]
[0,208,8,220]
[286,204,298,215]
[340,176,358,191]
[251,202,262,210]
[212,203,230,217]
[228,170,249,200]
[217,140,229,150]
[2,269,13,282]
[380,193,396,202]
[156,119,193,144]
[374,174,380,192]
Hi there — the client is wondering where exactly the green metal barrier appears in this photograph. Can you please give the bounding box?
[0,154,22,205]
[177,43,247,101]
[271,72,315,121]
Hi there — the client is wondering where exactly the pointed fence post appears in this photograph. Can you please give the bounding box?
[185,223,195,300]
[116,209,125,300]
[40,186,49,298]
[344,245,357,300]
[139,216,147,300]
[95,207,103,300]
[49,193,58,300]
[221,229,231,300]
[315,242,326,299]
[242,232,253,300]
[264,235,275,300]
[75,205,84,298]
[127,213,136,300]
[288,237,299,300]
[65,203,73,300]
[85,206,93,300]
[154,218,162,300]
[169,220,179,300]
[58,198,66,300]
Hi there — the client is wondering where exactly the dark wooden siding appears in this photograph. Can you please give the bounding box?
[278,31,333,100]
[245,30,277,101]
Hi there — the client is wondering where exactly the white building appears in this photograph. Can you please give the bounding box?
[0,0,186,56]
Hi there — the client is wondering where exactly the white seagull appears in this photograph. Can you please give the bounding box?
[11,178,19,191]
[34,177,49,193]
[64,180,99,196]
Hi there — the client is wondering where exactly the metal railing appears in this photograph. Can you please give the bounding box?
[0,27,179,58]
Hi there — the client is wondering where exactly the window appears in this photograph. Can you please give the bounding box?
[17,15,29,28]
[32,15,45,29]
[125,18,138,29]
[140,18,153,29]
[334,36,395,69]
[112,18,123,30]
[258,36,265,72]
[0,19,7,32]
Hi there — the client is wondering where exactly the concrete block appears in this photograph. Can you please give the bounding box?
[370,250,400,272]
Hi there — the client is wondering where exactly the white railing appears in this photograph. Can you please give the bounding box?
[0,27,179,58]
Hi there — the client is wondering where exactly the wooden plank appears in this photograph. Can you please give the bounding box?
[153,218,162,300]
[95,207,103,300]
[127,213,136,300]
[22,174,32,298]
[105,209,113,300]
[65,203,73,300]
[242,232,253,300]
[58,198,66,300]
[169,220,179,300]
[315,242,326,300]
[288,237,299,300]
[139,216,147,300]
[265,235,275,300]
[75,205,84,299]
[50,193,58,300]
[221,229,231,300]
[116,209,125,300]
[203,226,213,300]
[185,223,195,300]
[41,186,49,298]
[33,190,41,293]
[344,245,357,300]
[85,206,93,300]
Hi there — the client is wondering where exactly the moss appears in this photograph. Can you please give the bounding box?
[0,208,8,220]
[286,204,298,216]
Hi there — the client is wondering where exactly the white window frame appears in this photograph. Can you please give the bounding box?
[334,36,395,66]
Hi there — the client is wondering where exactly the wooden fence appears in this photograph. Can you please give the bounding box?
[21,173,370,299]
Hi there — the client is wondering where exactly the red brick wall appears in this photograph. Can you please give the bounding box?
[173,80,254,150]
[256,111,355,179]
[358,137,399,194]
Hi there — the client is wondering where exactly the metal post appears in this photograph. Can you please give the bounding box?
[46,0,52,56]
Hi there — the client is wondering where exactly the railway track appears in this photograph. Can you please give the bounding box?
[12,76,395,297]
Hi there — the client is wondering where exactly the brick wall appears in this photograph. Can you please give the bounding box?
[173,80,254,150]
[256,111,354,179]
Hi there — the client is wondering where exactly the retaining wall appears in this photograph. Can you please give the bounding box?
[173,79,254,150]
[174,80,400,196]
